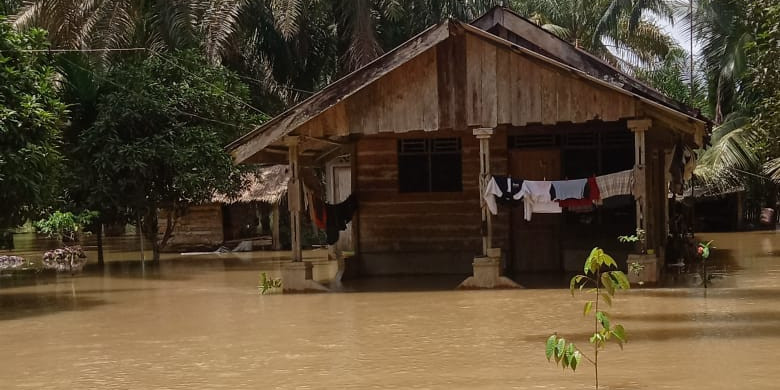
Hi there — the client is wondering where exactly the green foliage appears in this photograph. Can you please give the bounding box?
[258,272,282,294]
[0,19,67,229]
[546,247,630,388]
[70,50,261,259]
[34,210,97,241]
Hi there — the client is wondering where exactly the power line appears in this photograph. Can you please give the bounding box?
[147,50,271,117]
[6,46,272,118]
[1,47,149,53]
[58,55,255,132]
[237,74,314,95]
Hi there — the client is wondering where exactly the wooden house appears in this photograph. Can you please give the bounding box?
[226,7,708,279]
[159,165,289,252]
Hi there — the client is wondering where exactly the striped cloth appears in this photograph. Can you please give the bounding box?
[595,169,634,200]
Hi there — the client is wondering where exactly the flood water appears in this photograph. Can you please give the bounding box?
[2,231,780,389]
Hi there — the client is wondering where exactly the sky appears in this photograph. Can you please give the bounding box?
[656,14,702,55]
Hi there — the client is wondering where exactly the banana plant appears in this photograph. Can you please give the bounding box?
[545,247,630,390]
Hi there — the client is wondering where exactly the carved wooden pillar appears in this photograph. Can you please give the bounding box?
[474,128,494,256]
[628,119,651,248]
[285,136,303,262]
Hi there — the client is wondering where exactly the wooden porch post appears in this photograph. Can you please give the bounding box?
[271,202,281,250]
[628,119,652,247]
[473,128,494,256]
[285,136,303,262]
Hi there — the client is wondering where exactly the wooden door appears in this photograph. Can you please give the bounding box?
[509,148,562,273]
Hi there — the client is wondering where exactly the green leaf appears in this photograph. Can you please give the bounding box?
[601,273,616,296]
[583,301,593,316]
[571,350,582,371]
[563,343,575,370]
[570,275,584,296]
[555,338,566,363]
[602,253,617,268]
[545,335,557,361]
[612,324,627,343]
[584,256,593,274]
[596,311,610,330]
[611,271,631,290]
[601,293,612,307]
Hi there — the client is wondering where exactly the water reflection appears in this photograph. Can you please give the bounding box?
[0,231,780,388]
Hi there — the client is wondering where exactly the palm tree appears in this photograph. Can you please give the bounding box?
[515,0,675,70]
[673,0,748,124]
[11,0,245,63]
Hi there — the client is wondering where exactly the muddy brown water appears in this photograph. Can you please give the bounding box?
[2,231,780,389]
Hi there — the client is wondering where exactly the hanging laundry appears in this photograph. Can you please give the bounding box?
[518,181,562,221]
[551,178,588,201]
[683,147,696,181]
[669,143,685,195]
[559,176,600,211]
[596,169,633,200]
[304,187,327,230]
[326,194,358,245]
[484,175,523,215]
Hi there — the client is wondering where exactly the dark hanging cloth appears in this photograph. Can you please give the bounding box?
[670,143,685,195]
[494,176,524,206]
[326,194,358,245]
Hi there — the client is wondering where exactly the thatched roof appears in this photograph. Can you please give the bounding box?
[213,165,289,204]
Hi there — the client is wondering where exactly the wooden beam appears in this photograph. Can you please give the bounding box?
[228,22,452,164]
[285,136,303,262]
[474,127,494,255]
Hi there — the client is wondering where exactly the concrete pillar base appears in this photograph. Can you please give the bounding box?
[627,253,659,285]
[310,259,339,283]
[282,262,329,293]
[458,249,521,289]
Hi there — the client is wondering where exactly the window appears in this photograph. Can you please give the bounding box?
[398,138,462,193]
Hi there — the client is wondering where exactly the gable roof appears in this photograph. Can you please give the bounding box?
[228,12,708,164]
[471,7,706,121]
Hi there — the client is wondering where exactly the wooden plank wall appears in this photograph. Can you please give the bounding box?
[355,129,509,272]
[295,33,637,138]
[157,204,223,252]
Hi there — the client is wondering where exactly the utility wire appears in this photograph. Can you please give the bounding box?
[147,49,270,117]
[7,46,272,118]
[58,55,255,132]
[1,47,149,53]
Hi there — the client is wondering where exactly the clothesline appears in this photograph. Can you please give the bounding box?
[484,169,635,221]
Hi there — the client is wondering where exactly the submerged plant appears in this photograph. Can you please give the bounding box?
[618,228,646,253]
[628,261,646,285]
[698,240,715,288]
[258,272,282,294]
[35,210,97,242]
[545,248,630,389]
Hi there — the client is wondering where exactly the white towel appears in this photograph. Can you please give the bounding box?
[519,181,562,221]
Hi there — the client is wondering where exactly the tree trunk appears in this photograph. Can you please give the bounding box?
[142,208,161,263]
[96,224,104,267]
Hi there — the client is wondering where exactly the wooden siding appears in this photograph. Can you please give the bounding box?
[355,129,509,266]
[158,204,223,252]
[294,34,637,139]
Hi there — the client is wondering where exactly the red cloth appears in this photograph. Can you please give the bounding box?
[558,176,600,209]
[306,192,328,229]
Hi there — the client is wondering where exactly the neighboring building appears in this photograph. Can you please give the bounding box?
[226,7,709,277]
[159,165,289,252]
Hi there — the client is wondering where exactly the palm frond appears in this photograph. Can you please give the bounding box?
[697,113,760,175]
[541,23,571,40]
[342,0,382,71]
[271,0,302,40]
[764,158,780,183]
[202,0,247,63]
